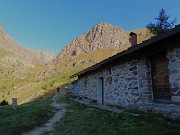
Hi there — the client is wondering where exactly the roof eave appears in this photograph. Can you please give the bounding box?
[70,25,180,79]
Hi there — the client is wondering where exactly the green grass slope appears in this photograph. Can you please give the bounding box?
[51,94,180,135]
[0,97,54,135]
[0,28,152,105]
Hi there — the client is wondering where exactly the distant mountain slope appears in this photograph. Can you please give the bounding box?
[53,23,152,89]
[0,26,56,63]
[0,22,152,104]
[0,26,58,104]
[55,22,130,61]
[55,22,151,62]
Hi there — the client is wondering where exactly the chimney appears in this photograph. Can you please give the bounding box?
[129,32,137,46]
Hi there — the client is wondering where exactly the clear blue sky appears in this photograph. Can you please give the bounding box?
[0,0,179,53]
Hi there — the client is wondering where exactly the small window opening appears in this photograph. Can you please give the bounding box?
[106,68,111,75]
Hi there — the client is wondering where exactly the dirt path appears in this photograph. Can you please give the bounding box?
[22,94,66,135]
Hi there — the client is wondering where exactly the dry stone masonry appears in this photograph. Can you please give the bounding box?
[77,47,180,106]
[168,47,180,103]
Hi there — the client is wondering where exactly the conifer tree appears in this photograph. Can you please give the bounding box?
[147,9,177,35]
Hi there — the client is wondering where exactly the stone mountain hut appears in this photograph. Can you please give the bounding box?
[70,25,180,107]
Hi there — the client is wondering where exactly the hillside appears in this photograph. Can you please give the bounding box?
[55,22,151,71]
[0,26,55,64]
[0,22,151,104]
[0,27,59,104]
[55,22,130,61]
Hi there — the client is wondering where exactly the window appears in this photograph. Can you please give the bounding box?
[106,67,111,75]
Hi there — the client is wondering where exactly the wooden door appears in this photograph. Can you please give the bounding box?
[98,77,104,104]
[150,51,171,101]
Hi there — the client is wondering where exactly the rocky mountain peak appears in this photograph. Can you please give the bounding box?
[55,22,130,61]
[93,22,114,28]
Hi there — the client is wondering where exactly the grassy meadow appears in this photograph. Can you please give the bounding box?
[50,94,180,135]
[0,28,155,135]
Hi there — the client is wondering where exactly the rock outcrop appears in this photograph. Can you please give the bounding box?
[55,22,130,61]
[27,49,56,63]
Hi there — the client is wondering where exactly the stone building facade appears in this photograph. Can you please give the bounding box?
[77,57,152,106]
[168,47,180,102]
[72,25,180,106]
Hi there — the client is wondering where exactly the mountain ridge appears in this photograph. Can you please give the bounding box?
[0,22,151,104]
[55,22,150,62]
[0,26,56,64]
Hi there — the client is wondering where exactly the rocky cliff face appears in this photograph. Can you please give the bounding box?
[27,49,56,63]
[55,22,131,61]
[0,26,55,64]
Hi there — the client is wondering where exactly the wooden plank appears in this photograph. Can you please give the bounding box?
[151,51,171,100]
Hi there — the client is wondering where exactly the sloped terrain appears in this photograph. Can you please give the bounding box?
[0,27,57,104]
[0,22,151,104]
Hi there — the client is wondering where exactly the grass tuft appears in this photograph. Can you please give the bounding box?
[0,97,55,135]
[52,94,180,135]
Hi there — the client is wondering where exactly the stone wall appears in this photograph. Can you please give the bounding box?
[76,46,180,106]
[104,59,140,106]
[103,58,152,106]
[77,71,105,100]
[168,47,180,103]
[77,57,153,106]
[137,58,152,100]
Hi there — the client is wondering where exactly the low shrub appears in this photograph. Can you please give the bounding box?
[0,100,9,106]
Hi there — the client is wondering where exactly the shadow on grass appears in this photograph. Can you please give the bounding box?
[34,82,72,100]
[52,94,180,135]
[0,83,72,135]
